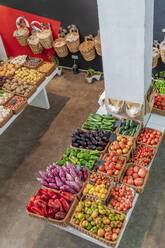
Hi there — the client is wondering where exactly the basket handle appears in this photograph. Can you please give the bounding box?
[58,32,65,38]
[31,21,42,32]
[16,16,30,29]
[69,27,79,34]
[84,35,94,42]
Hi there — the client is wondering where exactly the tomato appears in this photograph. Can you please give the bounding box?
[138,168,147,178]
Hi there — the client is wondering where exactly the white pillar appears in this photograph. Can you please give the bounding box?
[97,0,154,105]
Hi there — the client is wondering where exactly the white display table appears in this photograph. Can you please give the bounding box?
[0,68,58,136]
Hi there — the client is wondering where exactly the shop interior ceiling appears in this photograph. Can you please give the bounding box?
[0,0,103,72]
[0,0,165,72]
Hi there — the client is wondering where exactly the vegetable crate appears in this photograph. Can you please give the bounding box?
[26,187,79,227]
[70,195,126,247]
[120,163,149,194]
[116,119,142,139]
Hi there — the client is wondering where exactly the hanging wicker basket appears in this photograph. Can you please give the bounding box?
[152,47,159,68]
[13,16,30,46]
[36,27,53,49]
[159,38,165,63]
[53,33,69,58]
[27,33,43,54]
[79,36,96,61]
[65,27,80,53]
[95,30,102,56]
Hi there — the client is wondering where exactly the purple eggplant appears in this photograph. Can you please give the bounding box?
[55,177,63,188]
[49,183,59,190]
[60,185,77,194]
[37,178,49,187]
[81,166,88,181]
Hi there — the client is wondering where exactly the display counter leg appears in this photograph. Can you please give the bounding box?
[29,87,50,110]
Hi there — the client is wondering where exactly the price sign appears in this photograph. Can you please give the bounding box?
[9,99,17,105]
[95,160,104,169]
[72,55,78,60]
[109,133,117,142]
[114,119,121,128]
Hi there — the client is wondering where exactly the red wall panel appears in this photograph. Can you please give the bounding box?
[0,5,61,61]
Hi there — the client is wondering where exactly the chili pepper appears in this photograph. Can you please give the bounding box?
[59,191,75,202]
[48,199,62,211]
[30,206,44,216]
[47,189,57,198]
[48,208,55,218]
[55,211,66,220]
[60,198,70,212]
[69,154,79,165]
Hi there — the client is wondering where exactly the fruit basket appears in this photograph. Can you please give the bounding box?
[71,129,111,154]
[120,163,149,194]
[0,90,14,105]
[2,78,37,99]
[116,119,142,139]
[108,183,136,214]
[14,67,45,86]
[70,196,126,247]
[107,135,136,161]
[137,127,162,149]
[81,113,118,133]
[26,187,79,227]
[24,57,43,69]
[98,152,127,182]
[0,107,13,128]
[37,62,56,76]
[82,171,114,203]
[5,95,27,114]
[37,162,89,200]
[128,144,156,167]
[152,107,165,116]
[55,148,100,172]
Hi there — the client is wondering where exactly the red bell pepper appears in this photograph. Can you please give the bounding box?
[59,191,75,202]
[30,206,45,216]
[55,211,66,220]
[60,198,70,212]
[48,199,62,211]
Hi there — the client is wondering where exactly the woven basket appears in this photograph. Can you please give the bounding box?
[152,47,159,68]
[108,182,136,215]
[53,33,69,58]
[27,196,78,227]
[120,163,149,194]
[70,200,126,247]
[65,28,80,53]
[27,34,43,54]
[82,173,114,203]
[100,153,127,182]
[160,39,165,63]
[13,27,29,46]
[95,30,102,56]
[137,127,163,149]
[79,36,96,61]
[37,27,53,49]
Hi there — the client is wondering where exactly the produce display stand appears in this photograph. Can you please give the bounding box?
[49,106,165,248]
[0,68,58,136]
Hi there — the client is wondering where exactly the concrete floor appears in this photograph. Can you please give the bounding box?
[0,70,165,248]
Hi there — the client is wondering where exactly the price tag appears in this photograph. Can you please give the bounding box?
[89,180,95,185]
[114,119,121,128]
[81,195,86,201]
[109,133,117,142]
[95,160,104,169]
[76,163,81,173]
[72,55,78,60]
[9,99,17,105]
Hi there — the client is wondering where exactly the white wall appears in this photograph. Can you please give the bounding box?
[97,0,154,104]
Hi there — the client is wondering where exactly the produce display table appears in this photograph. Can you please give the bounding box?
[0,68,58,136]
[49,106,165,248]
